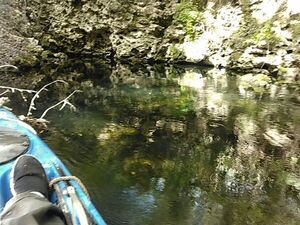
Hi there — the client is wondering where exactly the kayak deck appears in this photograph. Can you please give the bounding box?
[0,109,106,225]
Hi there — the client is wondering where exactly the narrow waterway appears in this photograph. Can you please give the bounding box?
[29,63,300,225]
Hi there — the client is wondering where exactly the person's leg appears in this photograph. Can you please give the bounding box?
[0,192,65,225]
[0,155,66,225]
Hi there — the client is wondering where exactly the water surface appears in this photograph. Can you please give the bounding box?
[41,64,300,225]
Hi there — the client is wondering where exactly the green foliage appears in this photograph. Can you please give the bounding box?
[278,66,288,73]
[175,0,203,40]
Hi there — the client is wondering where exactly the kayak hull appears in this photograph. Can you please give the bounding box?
[0,108,106,225]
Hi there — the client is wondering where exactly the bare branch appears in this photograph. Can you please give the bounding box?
[0,86,36,94]
[0,86,36,102]
[0,65,18,70]
[1,80,80,132]
[27,80,67,117]
[0,97,10,106]
[0,90,10,96]
[39,90,81,119]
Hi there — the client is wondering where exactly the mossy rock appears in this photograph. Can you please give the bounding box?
[14,54,39,67]
[174,0,203,40]
[41,50,52,59]
[252,21,281,45]
[239,73,272,93]
[228,13,258,50]
[290,15,300,39]
[167,44,184,60]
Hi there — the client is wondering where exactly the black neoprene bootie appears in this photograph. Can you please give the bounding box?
[10,155,49,198]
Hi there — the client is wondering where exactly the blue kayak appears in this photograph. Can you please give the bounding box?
[0,108,106,225]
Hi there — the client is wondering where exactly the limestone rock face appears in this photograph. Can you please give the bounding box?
[0,0,41,65]
[2,0,300,85]
[26,0,177,62]
[166,0,300,84]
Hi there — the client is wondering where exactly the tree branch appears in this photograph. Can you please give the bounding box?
[39,90,81,119]
[0,90,10,96]
[0,86,36,94]
[0,86,36,102]
[27,80,67,116]
[0,65,18,70]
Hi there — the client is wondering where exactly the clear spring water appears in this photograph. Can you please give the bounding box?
[37,63,300,225]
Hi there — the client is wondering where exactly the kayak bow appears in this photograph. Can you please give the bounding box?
[0,108,106,225]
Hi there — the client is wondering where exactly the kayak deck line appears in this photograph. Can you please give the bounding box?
[49,176,90,199]
[0,108,106,225]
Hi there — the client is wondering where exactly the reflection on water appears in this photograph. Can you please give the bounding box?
[42,63,300,225]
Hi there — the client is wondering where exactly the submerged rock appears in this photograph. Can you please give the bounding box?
[238,73,272,93]
[263,128,292,148]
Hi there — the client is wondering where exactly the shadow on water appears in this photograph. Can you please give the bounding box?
[7,61,300,225]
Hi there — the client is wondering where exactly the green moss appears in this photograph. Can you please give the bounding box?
[229,14,281,65]
[41,50,52,59]
[14,54,39,67]
[278,66,288,73]
[230,51,242,63]
[174,0,203,40]
[168,44,184,60]
[239,73,272,94]
[252,21,281,45]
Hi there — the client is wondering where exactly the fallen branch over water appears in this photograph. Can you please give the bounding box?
[39,90,81,119]
[1,80,81,132]
[0,86,36,94]
[27,80,67,116]
[0,86,36,101]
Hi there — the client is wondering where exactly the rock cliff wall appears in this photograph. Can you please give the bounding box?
[168,0,300,84]
[0,0,41,66]
[26,0,177,62]
[1,0,300,83]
